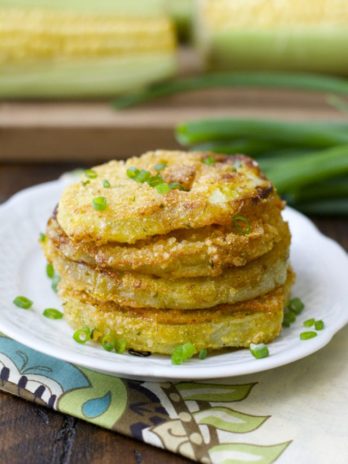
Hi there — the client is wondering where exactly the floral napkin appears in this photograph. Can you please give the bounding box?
[0,327,347,464]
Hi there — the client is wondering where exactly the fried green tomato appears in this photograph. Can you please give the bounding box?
[57,151,275,245]
[61,270,294,354]
[44,229,290,310]
[48,200,288,278]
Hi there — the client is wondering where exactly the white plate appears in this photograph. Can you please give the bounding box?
[0,179,347,381]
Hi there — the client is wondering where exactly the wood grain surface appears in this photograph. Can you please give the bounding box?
[0,163,346,464]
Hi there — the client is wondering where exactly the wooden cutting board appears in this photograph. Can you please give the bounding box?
[0,51,347,162]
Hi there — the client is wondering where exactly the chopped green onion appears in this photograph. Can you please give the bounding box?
[303,318,315,327]
[300,331,317,340]
[288,297,305,314]
[103,179,111,188]
[39,232,47,243]
[315,320,325,331]
[168,182,185,190]
[82,180,90,187]
[101,335,115,352]
[154,162,167,171]
[282,310,296,328]
[156,183,171,194]
[147,174,164,187]
[51,273,61,293]
[43,308,63,320]
[73,327,92,344]
[135,169,151,183]
[127,167,139,179]
[171,342,196,365]
[249,343,269,359]
[115,339,127,354]
[13,296,33,310]
[84,169,97,179]
[198,348,208,360]
[92,196,107,211]
[202,155,216,165]
[232,215,251,235]
[46,263,54,279]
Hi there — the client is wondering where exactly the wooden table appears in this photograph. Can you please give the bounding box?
[0,162,347,464]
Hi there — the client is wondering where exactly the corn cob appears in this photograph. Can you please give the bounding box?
[195,0,348,74]
[0,1,176,98]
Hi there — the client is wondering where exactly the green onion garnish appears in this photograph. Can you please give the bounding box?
[84,169,97,179]
[203,155,216,165]
[315,320,324,330]
[101,335,115,352]
[115,339,127,354]
[303,318,315,327]
[43,308,63,320]
[51,273,61,293]
[156,183,171,194]
[46,263,54,279]
[92,196,107,211]
[13,296,33,310]
[147,174,164,187]
[127,166,139,179]
[169,182,184,190]
[288,297,305,314]
[82,180,90,187]
[39,232,46,243]
[73,327,92,344]
[232,215,251,235]
[300,331,317,340]
[154,162,167,171]
[103,179,111,188]
[198,348,208,360]
[171,342,196,365]
[135,169,151,183]
[249,343,269,359]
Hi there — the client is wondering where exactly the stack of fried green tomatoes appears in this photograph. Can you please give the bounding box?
[43,150,294,356]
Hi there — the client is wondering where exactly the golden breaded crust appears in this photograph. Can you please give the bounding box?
[61,270,294,354]
[49,200,288,278]
[44,230,290,310]
[57,151,275,244]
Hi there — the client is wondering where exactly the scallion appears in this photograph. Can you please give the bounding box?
[198,348,208,360]
[101,335,115,352]
[103,179,111,188]
[73,327,92,344]
[249,343,269,359]
[288,297,305,315]
[46,263,54,279]
[127,167,139,179]
[171,342,196,365]
[115,339,127,354]
[13,296,33,310]
[303,318,315,327]
[43,308,63,320]
[156,183,171,194]
[300,331,317,340]
[84,169,97,179]
[92,196,107,211]
[39,232,46,243]
[315,320,325,330]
